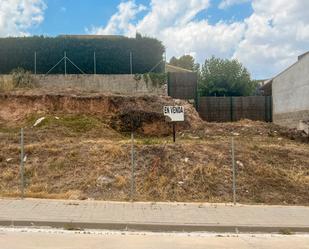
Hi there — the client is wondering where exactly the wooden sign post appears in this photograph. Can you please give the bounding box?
[163,106,185,143]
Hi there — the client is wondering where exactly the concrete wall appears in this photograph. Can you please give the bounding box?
[0,74,167,95]
[272,54,309,128]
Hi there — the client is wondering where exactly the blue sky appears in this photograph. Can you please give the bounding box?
[30,0,121,36]
[30,0,253,36]
[0,0,308,79]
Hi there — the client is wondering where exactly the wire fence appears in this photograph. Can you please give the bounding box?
[1,122,308,205]
[0,126,240,204]
[11,51,166,76]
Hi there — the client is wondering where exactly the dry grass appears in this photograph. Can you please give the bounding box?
[1,170,16,181]
[0,79,14,91]
[0,92,308,205]
[0,123,308,205]
[114,175,127,189]
[0,191,69,200]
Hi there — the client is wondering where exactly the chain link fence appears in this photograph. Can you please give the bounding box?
[1,121,308,205]
[0,125,238,203]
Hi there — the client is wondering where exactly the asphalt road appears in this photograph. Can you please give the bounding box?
[0,229,308,249]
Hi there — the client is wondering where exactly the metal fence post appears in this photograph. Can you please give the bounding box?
[230,96,234,122]
[264,95,268,122]
[34,51,37,75]
[172,123,176,143]
[265,96,272,122]
[231,137,236,205]
[130,52,133,75]
[130,131,135,201]
[194,87,199,112]
[167,72,171,96]
[270,96,273,122]
[20,128,25,199]
[94,51,96,75]
[64,51,67,75]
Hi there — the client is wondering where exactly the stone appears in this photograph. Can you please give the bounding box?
[97,176,115,186]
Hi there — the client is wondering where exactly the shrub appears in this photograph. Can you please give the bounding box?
[10,68,38,88]
[0,76,14,91]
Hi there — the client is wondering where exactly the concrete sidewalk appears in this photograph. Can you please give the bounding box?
[0,198,308,232]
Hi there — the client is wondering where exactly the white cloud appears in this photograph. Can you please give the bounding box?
[90,0,309,79]
[91,0,244,67]
[135,0,210,35]
[219,0,250,10]
[160,21,245,63]
[0,0,46,37]
[134,0,245,63]
[233,0,309,78]
[89,1,146,35]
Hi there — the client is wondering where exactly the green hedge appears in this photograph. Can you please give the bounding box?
[0,35,165,74]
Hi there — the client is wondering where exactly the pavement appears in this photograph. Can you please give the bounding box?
[0,198,309,233]
[1,229,309,249]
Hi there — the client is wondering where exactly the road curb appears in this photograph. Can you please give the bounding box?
[1,220,309,233]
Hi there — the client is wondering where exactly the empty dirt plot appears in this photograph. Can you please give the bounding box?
[0,90,308,205]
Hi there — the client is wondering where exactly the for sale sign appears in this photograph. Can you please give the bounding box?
[163,106,185,122]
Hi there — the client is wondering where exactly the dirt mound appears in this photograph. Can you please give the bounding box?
[0,90,308,205]
[280,129,309,143]
[0,91,201,135]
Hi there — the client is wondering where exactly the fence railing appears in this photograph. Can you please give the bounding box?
[198,96,272,122]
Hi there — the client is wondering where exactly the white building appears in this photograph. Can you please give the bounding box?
[266,52,309,128]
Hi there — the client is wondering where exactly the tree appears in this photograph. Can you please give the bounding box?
[198,57,256,96]
[169,55,199,71]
